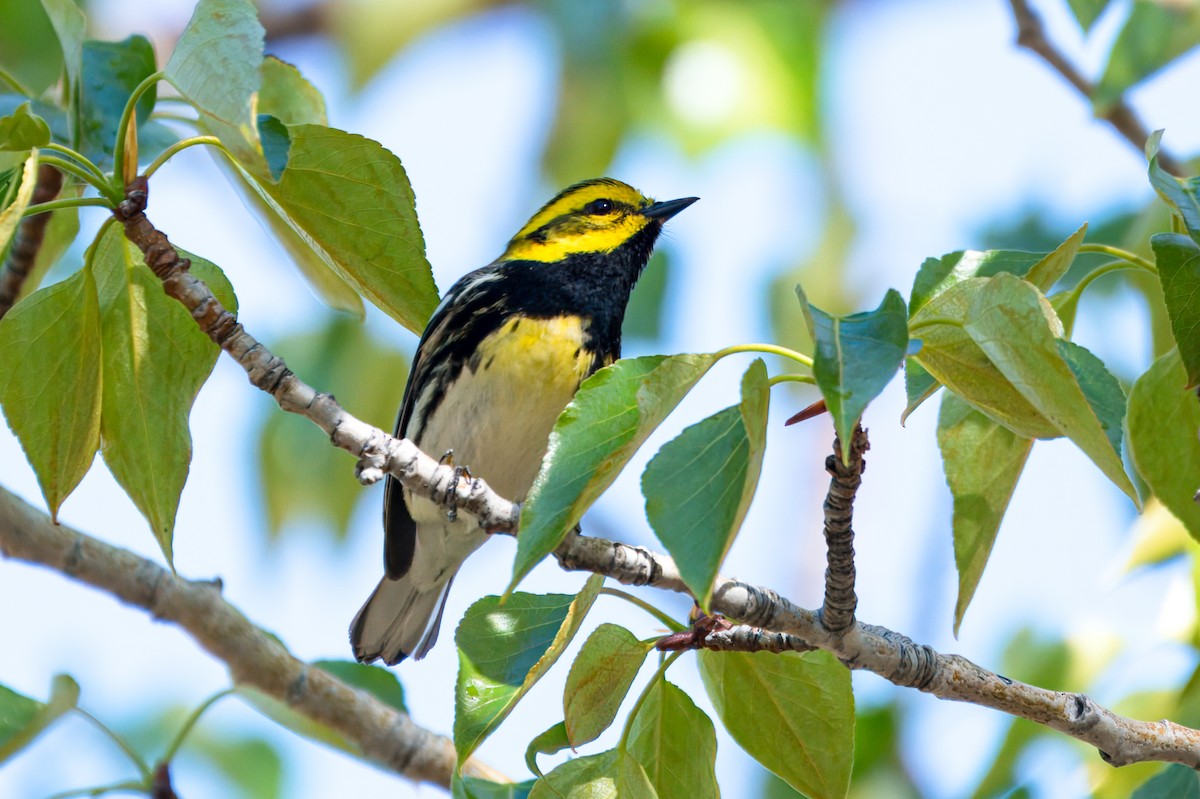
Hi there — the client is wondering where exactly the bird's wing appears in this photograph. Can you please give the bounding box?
[383,265,503,579]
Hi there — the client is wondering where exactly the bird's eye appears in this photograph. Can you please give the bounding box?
[584,199,615,215]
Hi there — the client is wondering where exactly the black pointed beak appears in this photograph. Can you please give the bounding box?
[642,196,699,221]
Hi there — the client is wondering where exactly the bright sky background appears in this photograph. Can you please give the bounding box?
[4,1,1200,797]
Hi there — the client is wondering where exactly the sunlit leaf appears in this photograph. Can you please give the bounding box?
[800,287,907,462]
[1025,223,1087,292]
[453,774,536,799]
[699,649,853,799]
[1127,349,1200,540]
[0,0,62,95]
[962,273,1136,501]
[0,102,50,151]
[455,575,602,763]
[563,623,652,747]
[258,56,327,127]
[524,721,570,777]
[92,227,235,564]
[627,679,719,799]
[1150,233,1200,388]
[528,747,657,799]
[0,675,79,763]
[1147,131,1200,243]
[642,358,768,608]
[0,150,37,256]
[1096,4,1200,110]
[938,394,1033,635]
[511,354,716,595]
[0,262,101,517]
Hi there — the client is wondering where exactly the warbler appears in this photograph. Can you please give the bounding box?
[350,178,697,664]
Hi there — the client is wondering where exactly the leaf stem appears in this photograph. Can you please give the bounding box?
[75,708,152,780]
[34,156,115,200]
[111,70,165,191]
[599,587,684,632]
[767,373,817,387]
[1063,260,1145,308]
[142,135,223,179]
[158,687,236,765]
[617,650,683,752]
[41,143,109,186]
[43,780,149,799]
[22,196,112,217]
[716,343,814,368]
[1077,243,1157,273]
[0,65,33,95]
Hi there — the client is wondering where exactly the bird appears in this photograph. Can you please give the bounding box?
[350,178,697,664]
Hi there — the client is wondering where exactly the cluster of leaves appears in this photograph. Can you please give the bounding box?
[3,0,1200,797]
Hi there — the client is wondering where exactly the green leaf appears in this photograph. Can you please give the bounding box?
[0,674,79,763]
[1147,132,1200,243]
[92,227,235,565]
[79,36,157,166]
[962,273,1136,501]
[910,277,1059,440]
[216,159,363,317]
[1067,0,1111,32]
[0,0,62,96]
[258,56,327,127]
[258,316,407,539]
[563,623,653,747]
[0,102,50,151]
[454,575,602,763]
[0,150,36,257]
[312,659,405,714]
[239,123,437,333]
[627,679,719,799]
[905,239,1082,423]
[938,394,1034,635]
[901,358,939,424]
[1025,223,1087,292]
[257,115,289,181]
[184,733,283,799]
[38,0,84,92]
[1132,765,1200,799]
[1096,4,1200,110]
[799,287,907,462]
[1128,349,1200,540]
[1150,233,1200,388]
[908,249,1045,318]
[0,264,102,517]
[454,774,536,799]
[510,353,716,595]
[529,748,658,799]
[525,721,571,777]
[642,359,769,608]
[164,0,264,164]
[699,649,853,799]
[1056,339,1126,457]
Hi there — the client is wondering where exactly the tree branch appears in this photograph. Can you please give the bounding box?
[0,164,64,320]
[0,485,504,787]
[105,179,1200,771]
[1008,0,1186,176]
[821,426,866,636]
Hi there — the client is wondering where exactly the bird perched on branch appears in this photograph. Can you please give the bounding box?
[350,179,697,664]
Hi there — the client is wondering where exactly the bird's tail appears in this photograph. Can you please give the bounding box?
[349,573,454,665]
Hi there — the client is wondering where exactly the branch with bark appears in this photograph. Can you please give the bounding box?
[0,163,64,320]
[0,486,503,787]
[1007,0,1185,176]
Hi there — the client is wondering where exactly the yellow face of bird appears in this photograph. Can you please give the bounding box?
[500,178,658,263]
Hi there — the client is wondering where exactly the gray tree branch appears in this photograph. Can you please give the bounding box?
[0,486,504,787]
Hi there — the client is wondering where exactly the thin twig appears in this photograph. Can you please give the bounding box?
[0,164,64,319]
[1008,0,1186,176]
[821,425,867,635]
[0,487,505,787]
